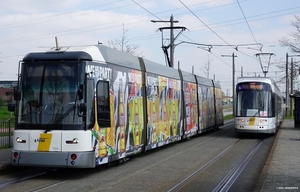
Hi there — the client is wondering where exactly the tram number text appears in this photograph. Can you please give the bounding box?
[34,138,46,143]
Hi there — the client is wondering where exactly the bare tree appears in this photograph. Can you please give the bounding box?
[107,24,143,56]
[201,55,212,79]
[277,15,300,93]
[279,15,300,53]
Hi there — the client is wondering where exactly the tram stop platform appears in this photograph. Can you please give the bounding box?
[253,119,300,191]
[0,119,300,191]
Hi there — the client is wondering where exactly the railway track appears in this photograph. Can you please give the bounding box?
[167,139,265,192]
[212,139,264,192]
[0,121,273,192]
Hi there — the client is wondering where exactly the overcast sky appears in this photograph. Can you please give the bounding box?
[0,0,299,95]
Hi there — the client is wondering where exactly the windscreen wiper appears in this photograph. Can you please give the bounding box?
[44,104,75,133]
[44,86,82,133]
[252,105,264,117]
[252,110,259,117]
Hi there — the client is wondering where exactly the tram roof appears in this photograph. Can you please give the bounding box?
[195,75,214,87]
[97,45,141,70]
[23,45,142,70]
[213,80,221,88]
[237,76,275,84]
[23,45,182,76]
[180,70,196,83]
[142,58,180,79]
[24,44,216,83]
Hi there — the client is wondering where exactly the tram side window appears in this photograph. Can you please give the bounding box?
[96,81,111,127]
[271,93,275,117]
[278,95,282,114]
[270,92,283,117]
[87,79,95,129]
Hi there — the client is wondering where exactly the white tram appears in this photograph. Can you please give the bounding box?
[234,77,284,134]
[8,44,223,168]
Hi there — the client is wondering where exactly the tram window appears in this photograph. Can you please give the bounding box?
[241,92,252,116]
[271,94,275,117]
[96,81,111,127]
[87,79,95,129]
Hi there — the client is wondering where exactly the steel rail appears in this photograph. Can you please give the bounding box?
[167,139,242,192]
[212,139,264,192]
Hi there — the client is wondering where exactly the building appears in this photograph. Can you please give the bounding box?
[0,81,18,104]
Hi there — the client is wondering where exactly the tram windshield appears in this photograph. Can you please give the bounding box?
[236,82,270,117]
[17,61,84,130]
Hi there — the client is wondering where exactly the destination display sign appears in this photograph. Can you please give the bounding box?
[237,82,266,90]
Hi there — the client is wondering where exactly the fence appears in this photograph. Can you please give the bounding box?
[0,119,14,148]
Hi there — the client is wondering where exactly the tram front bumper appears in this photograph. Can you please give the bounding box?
[11,150,96,168]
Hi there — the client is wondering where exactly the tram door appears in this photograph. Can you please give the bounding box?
[293,91,300,127]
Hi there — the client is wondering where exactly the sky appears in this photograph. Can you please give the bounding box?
[0,0,300,96]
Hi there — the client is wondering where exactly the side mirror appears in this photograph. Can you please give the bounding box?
[77,84,84,100]
[8,103,15,112]
[77,103,86,117]
[14,86,21,101]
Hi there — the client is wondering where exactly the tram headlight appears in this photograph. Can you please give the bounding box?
[66,138,79,144]
[16,137,26,143]
[259,119,267,124]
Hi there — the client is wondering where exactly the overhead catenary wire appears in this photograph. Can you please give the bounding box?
[0,0,295,81]
[132,0,242,71]
[132,0,203,45]
[236,0,260,50]
[178,0,261,67]
[179,0,285,81]
[179,0,235,49]
[236,0,273,71]
[0,1,298,47]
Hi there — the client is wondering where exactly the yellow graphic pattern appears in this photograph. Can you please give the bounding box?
[37,133,52,151]
[94,98,108,158]
[249,117,255,126]
[106,90,115,148]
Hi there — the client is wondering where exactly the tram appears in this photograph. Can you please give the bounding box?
[9,44,223,168]
[234,77,284,134]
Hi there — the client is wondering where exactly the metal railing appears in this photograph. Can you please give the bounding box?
[0,119,14,149]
